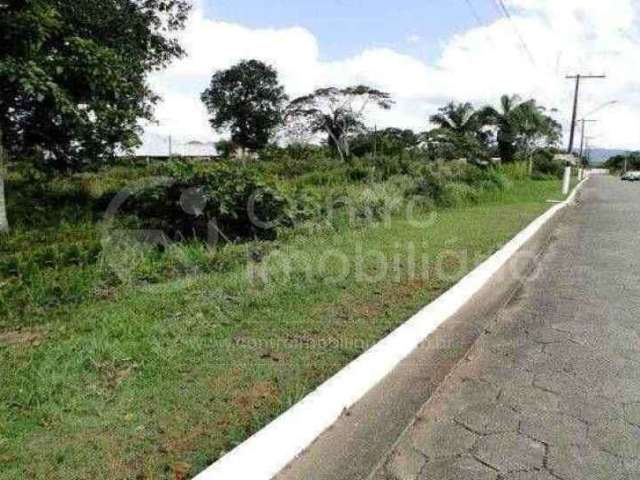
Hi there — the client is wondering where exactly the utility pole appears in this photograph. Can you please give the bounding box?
[584,136,595,166]
[578,119,597,159]
[565,74,606,154]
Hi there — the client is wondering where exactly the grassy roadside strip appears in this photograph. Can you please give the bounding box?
[1,179,565,479]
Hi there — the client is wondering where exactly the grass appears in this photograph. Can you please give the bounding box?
[0,161,569,479]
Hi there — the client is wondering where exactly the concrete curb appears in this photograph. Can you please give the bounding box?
[193,177,589,480]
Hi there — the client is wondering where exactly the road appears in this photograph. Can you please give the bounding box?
[371,175,640,479]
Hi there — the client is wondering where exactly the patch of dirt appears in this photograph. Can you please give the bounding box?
[91,360,136,390]
[353,303,382,319]
[0,328,45,347]
[172,461,192,480]
[232,380,279,420]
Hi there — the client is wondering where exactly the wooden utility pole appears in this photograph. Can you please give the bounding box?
[565,74,606,154]
[578,119,597,159]
[584,136,595,166]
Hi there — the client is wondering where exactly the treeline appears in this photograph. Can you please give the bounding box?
[201,59,563,166]
[604,152,640,172]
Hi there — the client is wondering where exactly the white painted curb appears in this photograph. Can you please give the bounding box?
[194,178,589,480]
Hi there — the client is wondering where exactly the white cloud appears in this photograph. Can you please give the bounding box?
[143,0,640,150]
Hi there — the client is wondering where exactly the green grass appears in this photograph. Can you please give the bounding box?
[0,163,568,479]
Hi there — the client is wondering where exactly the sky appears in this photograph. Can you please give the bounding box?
[142,0,640,152]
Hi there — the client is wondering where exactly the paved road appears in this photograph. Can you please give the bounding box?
[371,175,640,480]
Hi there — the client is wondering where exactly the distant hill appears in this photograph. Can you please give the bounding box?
[585,148,631,165]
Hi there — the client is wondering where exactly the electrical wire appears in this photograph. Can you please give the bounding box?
[492,0,537,66]
[462,0,485,28]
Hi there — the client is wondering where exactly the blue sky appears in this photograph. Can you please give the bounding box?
[203,0,501,61]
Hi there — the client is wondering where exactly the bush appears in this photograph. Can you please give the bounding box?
[351,181,405,221]
[439,182,480,207]
[532,151,564,179]
[296,167,350,187]
[409,170,447,202]
[348,154,424,182]
[407,163,507,207]
[125,160,295,242]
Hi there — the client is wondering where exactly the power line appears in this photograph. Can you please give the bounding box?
[462,0,485,28]
[491,0,537,66]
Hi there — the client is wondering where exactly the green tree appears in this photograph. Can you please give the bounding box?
[350,128,418,157]
[201,60,288,154]
[511,103,561,172]
[0,0,191,232]
[479,95,524,163]
[604,152,640,173]
[480,95,561,164]
[427,102,490,160]
[285,86,393,161]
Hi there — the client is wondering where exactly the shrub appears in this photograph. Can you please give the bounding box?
[125,160,295,242]
[296,167,349,187]
[409,170,447,203]
[351,181,405,221]
[500,161,530,181]
[349,154,423,181]
[532,151,564,179]
[439,182,481,207]
[346,164,373,182]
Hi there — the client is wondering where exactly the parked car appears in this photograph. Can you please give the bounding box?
[621,171,640,181]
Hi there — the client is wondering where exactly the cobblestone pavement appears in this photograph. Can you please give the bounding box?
[371,176,640,480]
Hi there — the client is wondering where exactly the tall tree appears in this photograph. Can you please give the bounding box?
[350,127,418,157]
[479,95,525,163]
[201,60,288,153]
[427,102,490,160]
[513,104,562,173]
[285,86,393,161]
[0,0,191,232]
[429,102,483,136]
[481,95,561,165]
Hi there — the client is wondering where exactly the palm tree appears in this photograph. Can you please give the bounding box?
[481,95,561,167]
[479,95,520,163]
[429,102,483,136]
[427,102,489,161]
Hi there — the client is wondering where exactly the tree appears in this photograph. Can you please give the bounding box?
[480,95,560,164]
[605,152,640,173]
[201,60,288,153]
[427,102,490,160]
[0,0,191,232]
[511,103,561,173]
[479,95,523,163]
[350,127,418,157]
[285,86,393,161]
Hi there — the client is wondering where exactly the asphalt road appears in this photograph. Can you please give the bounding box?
[371,175,640,479]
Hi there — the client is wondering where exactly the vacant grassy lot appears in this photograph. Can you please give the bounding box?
[0,159,568,479]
